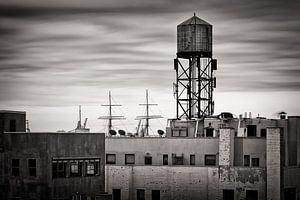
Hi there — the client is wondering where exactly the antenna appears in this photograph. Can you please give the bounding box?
[135,90,163,137]
[98,91,125,136]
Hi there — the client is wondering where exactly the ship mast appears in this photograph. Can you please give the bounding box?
[136,90,162,137]
[98,91,125,136]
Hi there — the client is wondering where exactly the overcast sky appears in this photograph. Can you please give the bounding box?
[0,0,299,133]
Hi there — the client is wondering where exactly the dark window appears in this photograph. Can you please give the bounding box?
[260,129,266,137]
[12,159,20,176]
[28,159,36,176]
[152,190,160,200]
[70,162,83,177]
[113,189,121,200]
[251,158,259,167]
[125,154,135,165]
[206,128,214,137]
[173,156,184,165]
[205,155,216,166]
[247,125,257,137]
[163,154,168,165]
[9,119,17,132]
[145,156,152,165]
[246,190,258,200]
[106,154,116,164]
[137,189,145,200]
[284,188,296,200]
[223,189,234,200]
[190,154,195,165]
[52,162,66,178]
[244,155,250,167]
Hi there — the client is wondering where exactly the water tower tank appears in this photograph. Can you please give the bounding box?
[177,14,212,57]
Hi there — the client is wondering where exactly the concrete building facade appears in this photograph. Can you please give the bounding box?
[105,116,300,200]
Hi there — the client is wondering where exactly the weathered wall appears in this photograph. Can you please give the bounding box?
[219,128,234,166]
[287,117,300,166]
[0,111,26,133]
[2,132,105,200]
[106,166,219,200]
[106,165,265,200]
[106,138,219,166]
[234,138,266,167]
[266,127,283,200]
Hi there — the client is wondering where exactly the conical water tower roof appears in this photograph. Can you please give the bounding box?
[178,14,211,26]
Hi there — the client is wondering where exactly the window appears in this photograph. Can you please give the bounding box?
[152,190,160,200]
[173,155,183,165]
[144,156,152,165]
[163,154,168,165]
[190,154,195,165]
[205,155,216,166]
[70,161,83,177]
[137,189,145,200]
[86,161,99,176]
[52,158,100,178]
[125,154,135,165]
[284,188,296,200]
[251,158,259,167]
[172,129,187,137]
[260,129,266,137]
[206,128,214,137]
[28,159,36,176]
[12,159,20,176]
[244,155,250,167]
[52,162,67,178]
[247,125,257,137]
[223,189,234,200]
[106,154,116,164]
[246,190,258,200]
[9,119,16,132]
[112,189,121,200]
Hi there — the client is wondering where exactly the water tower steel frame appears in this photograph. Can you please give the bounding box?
[174,14,217,120]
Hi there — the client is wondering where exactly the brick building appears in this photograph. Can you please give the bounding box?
[0,111,107,200]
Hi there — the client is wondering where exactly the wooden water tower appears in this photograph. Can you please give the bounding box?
[174,13,217,119]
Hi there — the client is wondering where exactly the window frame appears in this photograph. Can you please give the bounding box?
[106,154,116,164]
[260,129,266,137]
[144,156,152,165]
[205,154,216,166]
[206,128,214,137]
[125,154,135,165]
[247,125,257,137]
[9,119,17,132]
[244,155,250,167]
[251,157,260,167]
[137,189,145,200]
[152,190,160,200]
[11,159,20,177]
[223,189,234,200]
[246,190,258,200]
[163,154,168,165]
[190,154,195,165]
[28,158,37,177]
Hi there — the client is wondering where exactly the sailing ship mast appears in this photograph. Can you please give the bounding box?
[98,91,125,136]
[136,90,163,137]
